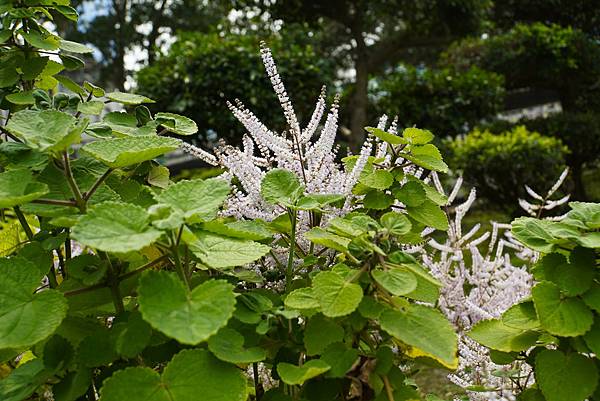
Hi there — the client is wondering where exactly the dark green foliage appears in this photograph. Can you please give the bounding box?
[371,65,505,137]
[482,113,600,199]
[446,126,568,208]
[136,33,336,146]
[442,23,600,111]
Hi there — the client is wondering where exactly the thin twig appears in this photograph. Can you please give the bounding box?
[31,198,77,206]
[83,168,113,201]
[13,206,33,240]
[61,152,85,211]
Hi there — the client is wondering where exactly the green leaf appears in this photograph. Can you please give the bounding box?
[138,272,236,344]
[81,136,179,168]
[312,271,363,317]
[387,253,441,304]
[380,304,457,367]
[361,170,394,190]
[0,258,68,349]
[363,190,395,210]
[542,247,595,296]
[106,91,155,105]
[380,212,412,236]
[5,110,87,153]
[502,302,540,331]
[55,75,86,95]
[406,200,448,230]
[99,111,156,137]
[83,81,105,97]
[365,126,407,145]
[208,328,266,363]
[59,54,85,70]
[6,90,35,105]
[261,169,304,207]
[202,219,273,241]
[71,202,161,253]
[52,369,92,401]
[0,169,49,208]
[99,349,246,401]
[0,359,52,401]
[187,230,270,269]
[59,39,92,53]
[277,360,331,385]
[511,217,576,253]
[468,319,539,352]
[583,318,600,355]
[583,284,600,312]
[401,146,449,173]
[21,30,60,50]
[372,266,417,296]
[155,112,198,136]
[305,227,350,253]
[402,127,434,144]
[147,165,170,188]
[304,315,344,356]
[284,288,319,310]
[535,349,598,401]
[77,100,104,115]
[112,312,152,359]
[154,178,229,222]
[320,343,359,378]
[392,181,426,207]
[532,281,594,337]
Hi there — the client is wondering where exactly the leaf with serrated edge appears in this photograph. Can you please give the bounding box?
[72,202,161,253]
[277,360,330,385]
[98,349,246,401]
[81,136,179,168]
[312,271,363,317]
[138,272,236,345]
[0,169,49,208]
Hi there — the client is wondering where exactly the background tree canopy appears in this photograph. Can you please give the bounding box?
[71,0,600,202]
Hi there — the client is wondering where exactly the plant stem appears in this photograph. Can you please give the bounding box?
[253,363,261,401]
[31,198,77,207]
[62,151,86,212]
[65,232,72,260]
[84,168,113,201]
[286,209,297,292]
[13,206,33,240]
[171,231,190,289]
[101,252,125,314]
[383,375,396,401]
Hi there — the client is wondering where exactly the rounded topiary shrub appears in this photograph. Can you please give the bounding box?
[446,126,569,209]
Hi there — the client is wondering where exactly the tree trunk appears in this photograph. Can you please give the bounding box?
[349,38,369,152]
[113,0,127,91]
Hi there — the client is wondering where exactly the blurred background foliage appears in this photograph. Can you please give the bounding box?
[68,0,600,207]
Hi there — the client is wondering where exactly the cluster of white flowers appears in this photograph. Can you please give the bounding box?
[420,168,570,401]
[181,42,373,225]
[418,177,533,401]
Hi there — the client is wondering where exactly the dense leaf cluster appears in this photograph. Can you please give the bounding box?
[469,202,600,400]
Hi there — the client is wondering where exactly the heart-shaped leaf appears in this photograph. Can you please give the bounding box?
[312,271,363,317]
[208,328,266,363]
[0,169,49,208]
[138,271,236,345]
[535,349,598,401]
[0,258,68,349]
[372,267,417,296]
[380,304,457,367]
[72,202,162,253]
[154,178,229,222]
[276,359,330,385]
[155,112,198,136]
[99,349,246,401]
[6,110,87,153]
[532,281,593,337]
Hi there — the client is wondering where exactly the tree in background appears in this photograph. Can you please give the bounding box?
[443,23,600,199]
[70,0,226,90]
[136,32,336,146]
[231,0,489,149]
[369,65,504,137]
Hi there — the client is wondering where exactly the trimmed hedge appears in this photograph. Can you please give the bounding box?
[446,126,569,208]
